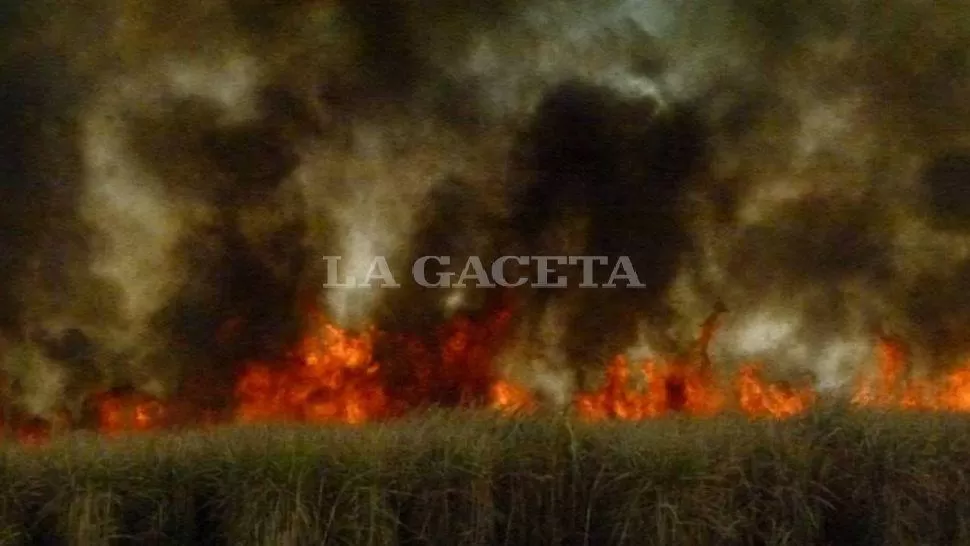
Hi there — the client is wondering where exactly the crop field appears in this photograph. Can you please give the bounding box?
[4,1,970,545]
[1,404,969,546]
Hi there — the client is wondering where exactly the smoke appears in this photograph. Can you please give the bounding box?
[2,0,970,420]
[500,79,707,388]
[671,0,970,385]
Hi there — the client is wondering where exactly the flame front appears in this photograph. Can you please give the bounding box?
[95,391,168,436]
[573,356,816,421]
[490,380,536,414]
[235,315,387,424]
[17,305,970,446]
[737,364,816,419]
[576,356,723,420]
[234,302,515,424]
[851,337,970,412]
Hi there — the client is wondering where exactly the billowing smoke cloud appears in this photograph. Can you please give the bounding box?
[672,0,970,387]
[2,0,970,421]
[499,80,707,390]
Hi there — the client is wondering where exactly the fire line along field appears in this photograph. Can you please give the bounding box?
[3,0,970,544]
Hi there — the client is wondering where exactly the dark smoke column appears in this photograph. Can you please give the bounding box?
[506,79,709,390]
[0,18,131,425]
[123,90,315,417]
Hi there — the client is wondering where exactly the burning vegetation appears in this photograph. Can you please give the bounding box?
[2,0,970,451]
[5,2,970,545]
[4,300,970,445]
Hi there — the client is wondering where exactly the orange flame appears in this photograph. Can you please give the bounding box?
[490,380,536,414]
[575,355,726,420]
[91,390,169,436]
[572,303,814,421]
[851,336,970,413]
[737,364,816,419]
[234,302,517,424]
[235,316,388,424]
[24,302,970,446]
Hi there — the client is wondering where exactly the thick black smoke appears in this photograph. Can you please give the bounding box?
[0,23,133,418]
[670,0,970,385]
[503,80,708,389]
[3,0,970,422]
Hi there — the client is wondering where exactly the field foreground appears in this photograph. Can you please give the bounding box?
[1,405,970,545]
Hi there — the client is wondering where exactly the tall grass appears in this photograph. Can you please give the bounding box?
[2,404,970,545]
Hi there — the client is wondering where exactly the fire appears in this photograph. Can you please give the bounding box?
[94,391,168,436]
[14,417,52,446]
[573,302,816,421]
[851,336,970,412]
[575,355,725,420]
[17,299,970,446]
[234,301,516,424]
[737,364,816,419]
[385,309,513,409]
[572,356,815,421]
[490,380,536,414]
[941,370,970,411]
[235,316,388,424]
